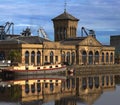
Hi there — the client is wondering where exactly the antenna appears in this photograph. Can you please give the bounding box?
[64,0,67,12]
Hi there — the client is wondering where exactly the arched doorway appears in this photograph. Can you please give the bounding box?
[95,51,99,64]
[89,51,93,64]
[25,51,29,65]
[37,51,41,65]
[82,51,87,65]
[50,51,54,64]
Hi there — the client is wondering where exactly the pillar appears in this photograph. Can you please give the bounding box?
[35,51,37,65]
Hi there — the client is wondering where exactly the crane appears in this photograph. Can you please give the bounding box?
[81,27,95,37]
[38,27,49,39]
[0,22,14,35]
[0,22,14,40]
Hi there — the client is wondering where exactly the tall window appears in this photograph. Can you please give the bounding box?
[89,51,93,64]
[31,51,35,65]
[71,52,75,65]
[66,52,70,64]
[102,53,104,63]
[106,52,109,63]
[37,51,41,65]
[82,51,87,65]
[25,51,29,64]
[61,52,65,63]
[50,51,54,64]
[110,53,113,62]
[95,51,99,64]
[55,56,58,63]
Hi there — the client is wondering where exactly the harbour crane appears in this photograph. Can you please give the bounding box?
[81,27,95,37]
[0,22,14,40]
[38,27,49,39]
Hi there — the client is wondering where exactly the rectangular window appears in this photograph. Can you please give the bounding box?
[55,56,58,62]
[45,56,48,62]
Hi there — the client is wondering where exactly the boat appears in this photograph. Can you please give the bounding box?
[1,63,66,76]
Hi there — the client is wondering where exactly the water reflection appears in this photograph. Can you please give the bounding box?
[0,73,119,105]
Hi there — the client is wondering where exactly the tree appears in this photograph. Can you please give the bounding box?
[8,50,21,63]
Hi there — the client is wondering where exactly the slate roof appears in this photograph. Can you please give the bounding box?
[52,11,79,21]
[16,36,51,44]
[60,37,86,45]
[0,36,51,44]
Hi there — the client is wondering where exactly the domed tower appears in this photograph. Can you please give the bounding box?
[52,11,79,41]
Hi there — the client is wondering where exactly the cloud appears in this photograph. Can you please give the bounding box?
[0,0,120,44]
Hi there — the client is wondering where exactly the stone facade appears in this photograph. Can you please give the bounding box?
[0,11,115,65]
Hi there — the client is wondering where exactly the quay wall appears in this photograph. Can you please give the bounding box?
[67,64,120,75]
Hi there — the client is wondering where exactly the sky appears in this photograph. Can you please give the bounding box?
[0,0,120,44]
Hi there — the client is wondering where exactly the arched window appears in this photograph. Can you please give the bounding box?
[88,77,93,89]
[102,76,104,86]
[106,76,109,86]
[110,53,113,62]
[106,52,109,63]
[31,51,35,65]
[102,53,104,63]
[31,84,35,93]
[63,27,66,39]
[110,75,113,85]
[25,51,29,64]
[95,51,99,64]
[61,52,65,63]
[82,77,87,90]
[89,51,93,64]
[66,52,70,64]
[50,83,54,92]
[71,52,75,65]
[72,78,75,89]
[66,79,70,89]
[37,82,41,93]
[82,51,87,65]
[50,51,54,64]
[37,51,41,65]
[94,77,99,88]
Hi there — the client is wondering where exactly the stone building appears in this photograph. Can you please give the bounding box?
[110,35,120,63]
[0,11,115,65]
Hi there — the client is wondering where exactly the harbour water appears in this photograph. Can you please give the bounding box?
[0,70,120,105]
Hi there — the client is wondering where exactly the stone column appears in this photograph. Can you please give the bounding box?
[99,52,101,64]
[34,51,37,65]
[79,51,82,65]
[42,49,44,65]
[113,52,115,64]
[108,52,110,64]
[104,53,106,64]
[93,51,95,64]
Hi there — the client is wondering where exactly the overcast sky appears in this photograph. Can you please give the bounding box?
[0,0,120,44]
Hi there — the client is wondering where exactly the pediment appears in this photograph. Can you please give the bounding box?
[78,35,102,46]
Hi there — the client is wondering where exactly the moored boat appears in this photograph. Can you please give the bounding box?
[1,64,66,76]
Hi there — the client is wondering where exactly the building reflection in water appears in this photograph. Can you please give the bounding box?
[0,73,116,105]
